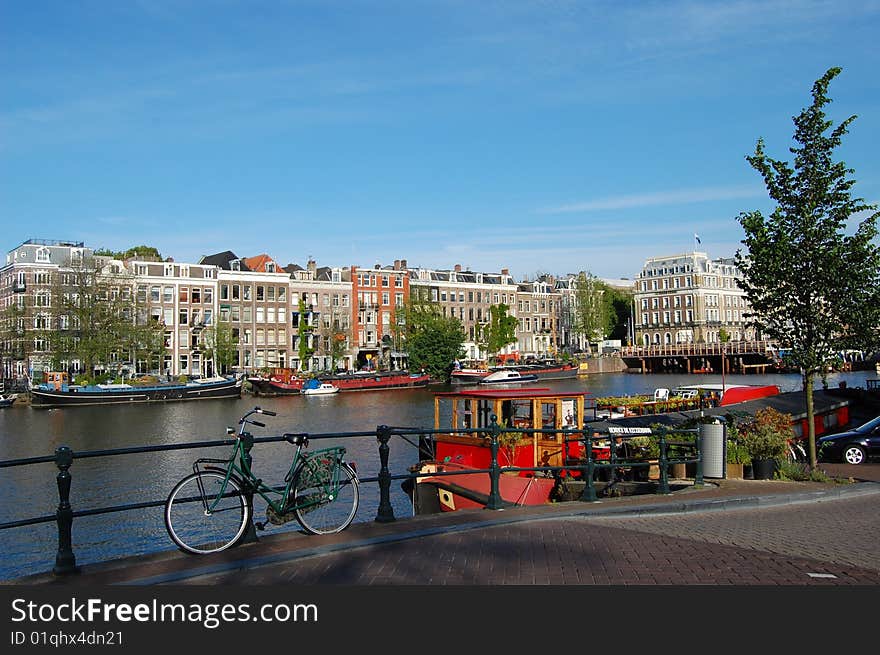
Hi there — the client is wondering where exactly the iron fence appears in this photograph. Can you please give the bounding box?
[0,418,703,577]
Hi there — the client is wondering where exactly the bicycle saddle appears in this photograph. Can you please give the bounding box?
[284,433,309,446]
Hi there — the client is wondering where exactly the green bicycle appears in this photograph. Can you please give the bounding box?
[164,407,360,555]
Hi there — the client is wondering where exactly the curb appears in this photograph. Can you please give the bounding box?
[124,481,880,585]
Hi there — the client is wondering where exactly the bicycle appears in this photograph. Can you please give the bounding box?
[164,406,360,555]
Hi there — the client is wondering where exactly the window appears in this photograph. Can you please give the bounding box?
[256,286,264,301]
[278,286,286,302]
[256,307,265,323]
[243,286,251,300]
[267,286,275,301]
[36,247,50,263]
[163,286,173,303]
[232,285,240,300]
[179,287,189,303]
[163,308,174,326]
[179,308,188,325]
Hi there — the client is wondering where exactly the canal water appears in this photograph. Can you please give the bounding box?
[1,369,875,580]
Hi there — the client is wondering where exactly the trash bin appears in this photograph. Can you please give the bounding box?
[700,421,725,478]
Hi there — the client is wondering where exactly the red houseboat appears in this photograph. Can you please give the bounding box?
[407,388,607,514]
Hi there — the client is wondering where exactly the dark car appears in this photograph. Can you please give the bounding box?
[817,415,880,465]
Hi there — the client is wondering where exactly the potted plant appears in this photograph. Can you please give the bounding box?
[739,407,793,479]
[725,424,751,479]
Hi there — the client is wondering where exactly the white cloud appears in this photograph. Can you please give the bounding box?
[539,185,764,214]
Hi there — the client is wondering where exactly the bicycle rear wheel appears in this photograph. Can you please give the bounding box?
[292,460,359,535]
[165,471,251,554]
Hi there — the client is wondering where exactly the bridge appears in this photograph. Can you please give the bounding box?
[619,340,781,374]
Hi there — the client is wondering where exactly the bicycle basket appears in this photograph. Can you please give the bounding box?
[297,446,347,489]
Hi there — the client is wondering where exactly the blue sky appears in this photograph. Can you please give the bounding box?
[2,0,879,280]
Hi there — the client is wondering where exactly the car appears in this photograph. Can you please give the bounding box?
[817,415,880,465]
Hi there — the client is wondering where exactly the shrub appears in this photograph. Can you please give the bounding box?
[739,407,793,461]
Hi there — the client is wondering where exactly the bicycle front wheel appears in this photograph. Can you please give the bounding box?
[293,461,359,535]
[164,471,251,555]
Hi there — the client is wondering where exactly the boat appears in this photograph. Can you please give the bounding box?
[300,381,339,396]
[28,372,243,408]
[248,368,306,396]
[404,387,609,514]
[257,369,430,395]
[478,369,539,385]
[672,383,780,407]
[0,393,17,408]
[451,359,578,385]
[594,383,781,419]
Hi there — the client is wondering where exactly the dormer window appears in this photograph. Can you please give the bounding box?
[230,260,241,271]
[36,247,50,263]
[164,264,175,276]
[266,262,275,273]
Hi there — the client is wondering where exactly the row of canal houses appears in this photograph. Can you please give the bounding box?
[0,238,751,379]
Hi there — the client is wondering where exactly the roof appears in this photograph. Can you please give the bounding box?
[241,253,279,273]
[596,390,850,430]
[434,388,591,400]
[198,251,250,270]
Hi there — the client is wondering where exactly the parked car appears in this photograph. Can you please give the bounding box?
[817,416,880,465]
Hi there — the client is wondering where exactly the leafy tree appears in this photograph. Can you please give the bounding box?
[93,245,163,260]
[329,329,349,372]
[297,297,314,371]
[735,67,880,468]
[47,257,140,377]
[573,272,614,354]
[402,289,465,382]
[203,316,236,375]
[479,303,517,362]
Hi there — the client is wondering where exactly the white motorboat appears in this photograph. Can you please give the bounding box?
[301,382,340,396]
[478,369,539,385]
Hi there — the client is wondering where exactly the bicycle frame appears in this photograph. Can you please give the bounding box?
[192,407,348,517]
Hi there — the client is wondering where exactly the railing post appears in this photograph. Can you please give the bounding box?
[694,427,705,488]
[375,425,396,523]
[579,432,597,502]
[53,446,79,575]
[485,415,504,510]
[238,434,260,544]
[657,429,670,495]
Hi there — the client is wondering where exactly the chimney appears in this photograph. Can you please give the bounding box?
[401,259,407,269]
[501,268,509,276]
[393,259,401,270]
[454,264,462,272]
[307,258,317,275]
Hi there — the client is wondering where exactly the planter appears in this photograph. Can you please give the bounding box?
[726,463,744,479]
[751,458,776,480]
[670,462,686,479]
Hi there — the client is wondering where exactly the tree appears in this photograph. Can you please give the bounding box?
[735,67,880,468]
[203,317,236,375]
[93,245,163,260]
[479,303,517,362]
[573,272,614,354]
[402,290,465,382]
[48,257,142,378]
[297,297,314,371]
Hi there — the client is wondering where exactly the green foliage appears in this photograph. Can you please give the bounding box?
[735,67,880,466]
[203,317,236,375]
[738,407,794,461]
[297,298,313,370]
[402,293,465,382]
[94,245,163,260]
[480,303,517,359]
[572,272,614,352]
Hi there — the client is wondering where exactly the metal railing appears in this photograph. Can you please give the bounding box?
[0,420,703,577]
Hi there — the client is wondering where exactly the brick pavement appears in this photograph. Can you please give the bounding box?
[16,471,880,587]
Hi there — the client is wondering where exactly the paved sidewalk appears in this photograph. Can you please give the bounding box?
[15,473,880,586]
